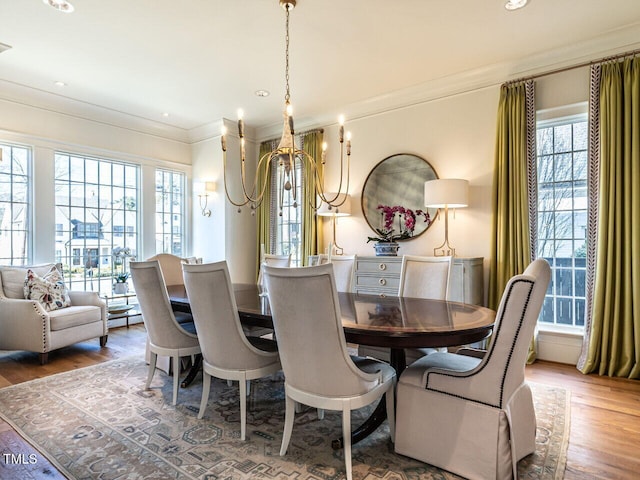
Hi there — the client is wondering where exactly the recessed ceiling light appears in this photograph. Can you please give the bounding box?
[255,90,270,97]
[54,80,66,87]
[43,0,75,13]
[162,112,170,118]
[505,0,528,10]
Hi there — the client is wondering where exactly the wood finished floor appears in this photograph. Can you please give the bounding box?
[1,324,639,479]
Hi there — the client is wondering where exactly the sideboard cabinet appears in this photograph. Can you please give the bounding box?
[354,256,484,306]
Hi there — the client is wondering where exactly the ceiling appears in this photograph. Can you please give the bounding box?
[1,0,640,139]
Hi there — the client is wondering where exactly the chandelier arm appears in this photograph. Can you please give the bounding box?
[298,151,350,210]
[248,151,277,206]
[222,150,273,208]
[222,150,253,207]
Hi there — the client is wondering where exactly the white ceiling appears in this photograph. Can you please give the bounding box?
[1,0,640,139]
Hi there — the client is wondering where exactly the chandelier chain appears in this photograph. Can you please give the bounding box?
[284,5,290,103]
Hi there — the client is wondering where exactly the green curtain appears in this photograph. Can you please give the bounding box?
[488,80,537,361]
[300,130,324,265]
[579,57,640,379]
[255,141,275,280]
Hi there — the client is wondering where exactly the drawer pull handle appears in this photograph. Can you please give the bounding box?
[379,293,387,298]
[378,263,387,271]
[378,278,386,286]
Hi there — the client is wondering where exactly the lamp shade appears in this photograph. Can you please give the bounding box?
[424,179,469,208]
[317,193,352,217]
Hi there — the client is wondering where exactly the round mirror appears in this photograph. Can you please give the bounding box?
[361,153,438,240]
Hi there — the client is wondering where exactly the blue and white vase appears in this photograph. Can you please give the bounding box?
[373,242,400,256]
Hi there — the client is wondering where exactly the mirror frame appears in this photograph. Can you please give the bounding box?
[361,153,438,240]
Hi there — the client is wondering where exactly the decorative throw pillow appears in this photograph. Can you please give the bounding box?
[24,266,72,311]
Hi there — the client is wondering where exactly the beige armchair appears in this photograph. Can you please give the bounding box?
[0,263,108,364]
[394,258,551,480]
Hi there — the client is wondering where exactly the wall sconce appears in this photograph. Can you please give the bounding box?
[317,193,351,255]
[197,181,216,217]
[424,178,469,257]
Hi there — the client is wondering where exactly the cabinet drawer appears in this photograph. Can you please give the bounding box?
[355,258,402,275]
[355,274,400,292]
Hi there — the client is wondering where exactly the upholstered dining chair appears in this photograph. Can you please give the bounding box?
[327,254,356,292]
[359,255,452,363]
[264,263,396,480]
[130,260,201,406]
[257,253,291,289]
[182,261,281,441]
[145,253,186,287]
[145,254,196,373]
[398,255,452,299]
[394,258,551,480]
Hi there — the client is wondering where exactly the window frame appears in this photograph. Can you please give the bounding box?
[0,142,32,265]
[536,110,588,333]
[54,152,140,294]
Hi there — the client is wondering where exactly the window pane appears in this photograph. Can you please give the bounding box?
[553,124,572,153]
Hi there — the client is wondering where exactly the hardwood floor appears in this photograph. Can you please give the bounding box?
[1,325,639,479]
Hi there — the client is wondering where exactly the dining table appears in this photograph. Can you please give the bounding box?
[167,283,496,448]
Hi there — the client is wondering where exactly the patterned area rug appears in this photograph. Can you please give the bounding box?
[0,357,569,479]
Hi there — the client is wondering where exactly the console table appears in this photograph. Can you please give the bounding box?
[354,256,484,305]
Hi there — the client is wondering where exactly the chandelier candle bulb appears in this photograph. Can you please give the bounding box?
[237,109,244,138]
[339,116,345,142]
[220,126,227,151]
[346,132,352,155]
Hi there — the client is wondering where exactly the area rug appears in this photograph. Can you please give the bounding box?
[0,357,570,479]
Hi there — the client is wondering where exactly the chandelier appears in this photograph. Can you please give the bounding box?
[220,0,351,216]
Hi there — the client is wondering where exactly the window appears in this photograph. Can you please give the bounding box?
[55,153,139,294]
[273,161,303,266]
[0,143,31,265]
[536,115,588,328]
[155,170,185,256]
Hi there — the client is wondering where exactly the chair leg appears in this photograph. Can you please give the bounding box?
[172,355,180,405]
[39,353,48,365]
[198,372,211,419]
[280,395,296,456]
[146,352,157,389]
[239,377,248,441]
[246,380,251,396]
[385,389,396,443]
[99,335,108,347]
[342,405,353,480]
[317,408,325,420]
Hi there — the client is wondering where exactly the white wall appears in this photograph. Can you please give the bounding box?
[321,85,499,265]
[190,119,258,283]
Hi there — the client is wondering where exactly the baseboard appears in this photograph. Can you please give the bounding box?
[537,330,583,365]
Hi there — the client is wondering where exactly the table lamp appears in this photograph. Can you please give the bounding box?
[318,193,351,255]
[424,178,469,257]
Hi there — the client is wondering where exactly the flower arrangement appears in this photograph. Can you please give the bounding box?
[367,204,431,243]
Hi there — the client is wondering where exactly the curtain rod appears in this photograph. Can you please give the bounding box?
[507,47,640,84]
